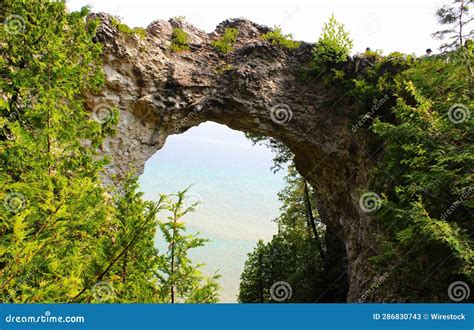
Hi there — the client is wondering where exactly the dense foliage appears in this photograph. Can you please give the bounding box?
[239,167,326,303]
[1,0,111,302]
[369,44,473,301]
[0,0,219,303]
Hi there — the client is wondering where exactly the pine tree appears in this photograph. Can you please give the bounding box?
[0,0,114,302]
[154,189,221,303]
[238,167,326,303]
[433,0,473,51]
[371,43,473,301]
[313,14,353,66]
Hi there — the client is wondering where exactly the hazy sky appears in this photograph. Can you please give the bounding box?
[67,0,446,55]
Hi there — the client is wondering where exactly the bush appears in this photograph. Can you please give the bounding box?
[313,14,353,66]
[169,27,190,52]
[215,64,234,74]
[261,26,300,49]
[111,16,147,39]
[211,28,239,54]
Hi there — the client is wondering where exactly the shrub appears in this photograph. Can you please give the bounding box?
[169,27,190,52]
[261,26,300,49]
[111,16,147,39]
[132,27,147,39]
[215,64,234,74]
[313,14,353,66]
[211,28,239,54]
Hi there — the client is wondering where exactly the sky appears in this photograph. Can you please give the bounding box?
[139,123,283,243]
[66,0,446,55]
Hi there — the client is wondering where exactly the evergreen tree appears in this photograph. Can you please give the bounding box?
[433,0,473,51]
[238,167,326,303]
[370,42,473,301]
[0,0,216,304]
[155,189,221,303]
[313,14,353,67]
[109,178,163,302]
[0,0,114,302]
[70,183,164,303]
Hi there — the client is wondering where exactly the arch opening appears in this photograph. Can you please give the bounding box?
[139,121,349,302]
[140,122,285,302]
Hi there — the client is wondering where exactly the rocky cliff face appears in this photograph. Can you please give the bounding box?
[86,13,385,302]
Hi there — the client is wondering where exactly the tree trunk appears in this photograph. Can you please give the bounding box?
[257,251,264,303]
[121,250,128,283]
[303,180,325,260]
[170,211,178,304]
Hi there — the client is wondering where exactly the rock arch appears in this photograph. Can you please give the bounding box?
[87,14,382,302]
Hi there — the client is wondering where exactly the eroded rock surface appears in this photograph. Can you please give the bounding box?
[87,13,385,302]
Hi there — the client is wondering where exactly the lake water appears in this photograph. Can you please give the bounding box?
[139,122,286,302]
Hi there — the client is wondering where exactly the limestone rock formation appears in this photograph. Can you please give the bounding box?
[86,13,385,302]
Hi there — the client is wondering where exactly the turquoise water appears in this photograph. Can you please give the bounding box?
[139,122,286,302]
